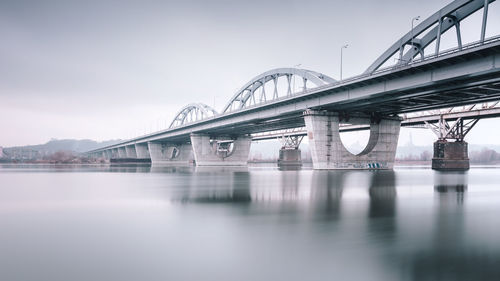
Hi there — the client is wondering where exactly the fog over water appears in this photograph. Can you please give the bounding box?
[1,164,499,281]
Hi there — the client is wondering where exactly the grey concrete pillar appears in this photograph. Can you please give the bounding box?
[190,134,251,166]
[111,148,119,158]
[135,143,150,159]
[117,147,127,158]
[432,140,469,170]
[105,150,112,159]
[304,109,401,169]
[278,148,302,167]
[125,145,137,158]
[147,141,193,165]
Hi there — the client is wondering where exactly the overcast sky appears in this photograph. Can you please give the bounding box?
[1,0,500,147]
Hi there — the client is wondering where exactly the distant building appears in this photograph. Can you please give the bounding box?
[4,148,41,160]
[0,146,3,158]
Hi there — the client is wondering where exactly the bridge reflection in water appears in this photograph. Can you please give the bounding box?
[152,165,497,280]
[102,165,499,276]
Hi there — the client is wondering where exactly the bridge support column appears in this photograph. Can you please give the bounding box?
[278,149,302,167]
[432,140,469,170]
[125,145,137,158]
[190,134,251,166]
[303,109,401,169]
[135,143,150,159]
[105,150,112,159]
[425,117,478,171]
[277,135,303,168]
[147,141,193,165]
[117,147,127,158]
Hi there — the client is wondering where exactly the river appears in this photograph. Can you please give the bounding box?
[1,164,499,281]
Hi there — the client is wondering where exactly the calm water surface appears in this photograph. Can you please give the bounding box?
[1,164,500,281]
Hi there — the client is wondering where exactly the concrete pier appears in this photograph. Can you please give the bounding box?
[111,148,119,158]
[125,145,137,158]
[190,134,251,166]
[105,150,112,159]
[303,110,401,169]
[277,148,302,167]
[432,140,469,170]
[135,143,150,159]
[117,147,127,158]
[147,142,193,165]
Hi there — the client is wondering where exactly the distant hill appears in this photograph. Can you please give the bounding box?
[2,139,122,159]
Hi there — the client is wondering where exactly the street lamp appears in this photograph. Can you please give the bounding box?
[410,16,420,63]
[293,63,301,93]
[340,44,348,81]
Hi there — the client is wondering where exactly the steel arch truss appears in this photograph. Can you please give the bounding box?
[364,0,496,74]
[425,117,479,141]
[169,103,218,128]
[222,68,335,113]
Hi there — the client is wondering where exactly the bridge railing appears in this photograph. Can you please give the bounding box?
[411,34,500,64]
[331,34,500,88]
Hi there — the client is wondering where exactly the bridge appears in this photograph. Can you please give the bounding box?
[87,0,500,170]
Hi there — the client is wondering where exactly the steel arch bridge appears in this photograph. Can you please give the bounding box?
[88,0,500,171]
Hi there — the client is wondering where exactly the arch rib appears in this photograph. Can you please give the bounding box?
[222,68,335,113]
[169,103,218,129]
[364,0,496,74]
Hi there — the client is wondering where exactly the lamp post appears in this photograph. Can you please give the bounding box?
[340,44,348,81]
[293,63,301,93]
[410,16,420,63]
